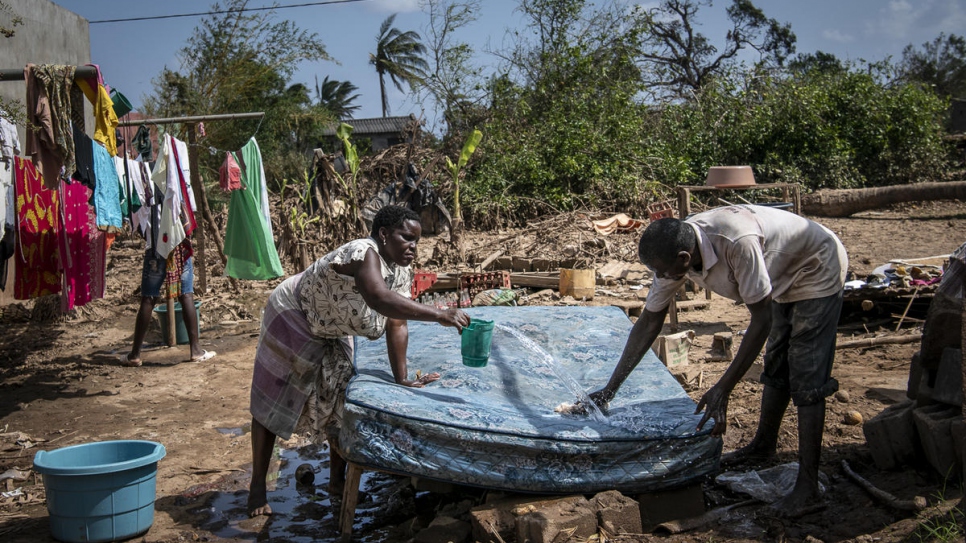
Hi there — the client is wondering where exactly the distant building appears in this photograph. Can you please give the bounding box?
[321,114,419,152]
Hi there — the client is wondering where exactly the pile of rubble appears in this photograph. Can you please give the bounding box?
[862,244,965,480]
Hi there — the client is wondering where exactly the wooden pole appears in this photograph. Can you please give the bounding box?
[187,126,207,295]
[165,298,177,347]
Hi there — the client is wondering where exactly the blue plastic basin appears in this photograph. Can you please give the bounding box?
[33,440,166,543]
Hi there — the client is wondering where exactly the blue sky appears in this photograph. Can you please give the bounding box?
[49,0,966,126]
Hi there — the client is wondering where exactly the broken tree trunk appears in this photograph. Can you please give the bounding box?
[801,181,966,217]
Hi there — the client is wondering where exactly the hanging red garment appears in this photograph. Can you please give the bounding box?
[59,180,105,311]
[14,157,61,299]
[219,152,241,192]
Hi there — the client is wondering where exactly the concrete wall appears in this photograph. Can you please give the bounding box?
[0,0,90,304]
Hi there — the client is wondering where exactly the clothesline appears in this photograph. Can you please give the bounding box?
[118,112,266,157]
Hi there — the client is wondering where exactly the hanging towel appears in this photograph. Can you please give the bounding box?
[219,152,242,192]
[151,134,195,259]
[14,157,61,299]
[224,138,283,280]
[92,142,122,232]
[24,64,76,189]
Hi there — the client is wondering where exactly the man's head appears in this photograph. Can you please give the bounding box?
[638,218,696,281]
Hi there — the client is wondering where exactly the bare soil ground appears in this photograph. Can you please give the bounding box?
[1,199,964,542]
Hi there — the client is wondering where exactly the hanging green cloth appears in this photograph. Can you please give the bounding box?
[224,138,284,280]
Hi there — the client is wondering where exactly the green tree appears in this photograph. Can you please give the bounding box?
[314,76,361,119]
[144,0,331,185]
[471,0,653,224]
[418,0,486,137]
[370,14,429,117]
[789,51,847,76]
[898,33,966,100]
[636,0,796,100]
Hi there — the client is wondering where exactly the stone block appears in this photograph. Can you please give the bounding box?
[514,495,597,543]
[591,490,642,535]
[862,399,918,470]
[636,484,705,532]
[470,494,542,543]
[928,348,963,407]
[493,257,513,270]
[415,515,472,543]
[906,351,922,400]
[512,256,532,272]
[531,258,553,272]
[951,418,965,484]
[913,403,961,480]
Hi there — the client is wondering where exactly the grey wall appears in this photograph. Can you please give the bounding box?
[0,0,91,142]
[0,0,90,305]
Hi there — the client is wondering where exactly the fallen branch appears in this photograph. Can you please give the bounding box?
[837,333,922,350]
[655,499,759,534]
[840,460,927,512]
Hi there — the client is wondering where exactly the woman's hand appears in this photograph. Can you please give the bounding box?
[400,371,441,388]
[588,387,616,409]
[437,308,470,332]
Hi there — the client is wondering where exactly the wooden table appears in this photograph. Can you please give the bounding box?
[676,182,802,218]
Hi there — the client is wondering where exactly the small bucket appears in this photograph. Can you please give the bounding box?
[153,301,201,345]
[33,440,166,543]
[109,88,133,117]
[461,318,495,367]
[559,268,596,300]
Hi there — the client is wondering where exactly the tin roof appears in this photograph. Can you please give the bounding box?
[321,114,417,136]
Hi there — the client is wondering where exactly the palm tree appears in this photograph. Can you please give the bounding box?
[369,14,428,117]
[314,76,361,119]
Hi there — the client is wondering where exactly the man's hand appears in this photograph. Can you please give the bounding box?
[695,383,730,436]
[400,371,441,388]
[588,388,615,409]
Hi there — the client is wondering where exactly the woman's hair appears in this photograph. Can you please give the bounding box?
[638,218,695,266]
[371,205,421,236]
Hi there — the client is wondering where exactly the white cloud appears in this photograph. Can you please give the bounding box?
[370,0,421,13]
[822,28,854,43]
[862,0,966,42]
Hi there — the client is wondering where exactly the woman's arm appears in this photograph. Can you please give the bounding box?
[385,317,440,387]
[333,248,469,330]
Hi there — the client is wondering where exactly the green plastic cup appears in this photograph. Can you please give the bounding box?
[461,319,495,367]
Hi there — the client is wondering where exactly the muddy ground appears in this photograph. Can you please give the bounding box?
[0,199,964,542]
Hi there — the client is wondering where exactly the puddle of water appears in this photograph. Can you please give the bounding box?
[199,445,400,542]
[495,323,609,423]
[215,424,250,437]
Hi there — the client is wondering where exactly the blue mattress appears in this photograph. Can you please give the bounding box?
[340,306,721,494]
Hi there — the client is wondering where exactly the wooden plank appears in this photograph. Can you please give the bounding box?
[339,463,364,542]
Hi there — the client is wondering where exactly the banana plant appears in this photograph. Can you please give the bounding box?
[445,129,482,229]
[334,122,361,226]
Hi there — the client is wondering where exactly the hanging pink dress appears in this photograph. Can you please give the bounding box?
[59,180,105,311]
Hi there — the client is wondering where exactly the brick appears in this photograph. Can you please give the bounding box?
[514,495,597,543]
[591,490,642,535]
[470,494,540,543]
[493,257,513,270]
[512,256,532,272]
[913,404,961,480]
[415,515,472,543]
[925,348,963,407]
[862,399,919,470]
[636,484,705,532]
[531,258,553,272]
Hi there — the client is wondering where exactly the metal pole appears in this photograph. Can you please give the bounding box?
[0,66,98,81]
[118,112,264,126]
